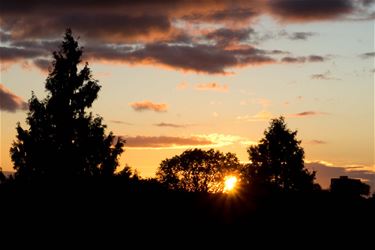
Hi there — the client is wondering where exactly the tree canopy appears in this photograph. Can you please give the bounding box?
[156,148,242,192]
[245,117,315,191]
[10,29,124,181]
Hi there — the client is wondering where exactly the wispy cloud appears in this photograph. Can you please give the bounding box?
[110,120,133,125]
[359,51,375,59]
[281,55,327,63]
[194,82,229,92]
[289,111,329,117]
[122,133,253,149]
[311,71,340,80]
[304,140,327,145]
[154,122,187,128]
[0,83,28,112]
[237,110,273,122]
[176,82,189,90]
[129,100,168,112]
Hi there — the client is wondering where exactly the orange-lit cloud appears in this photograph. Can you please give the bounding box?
[129,100,168,112]
[0,83,28,112]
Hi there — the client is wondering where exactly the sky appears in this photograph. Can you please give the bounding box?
[0,0,374,190]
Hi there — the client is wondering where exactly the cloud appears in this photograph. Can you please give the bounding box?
[1,0,371,73]
[204,28,253,47]
[129,100,168,112]
[281,55,326,63]
[306,161,375,191]
[124,43,275,74]
[0,83,28,112]
[110,120,133,125]
[278,30,316,40]
[154,122,187,128]
[267,0,356,21]
[289,111,329,117]
[311,71,340,80]
[289,32,316,40]
[121,133,247,149]
[122,135,212,149]
[359,52,375,59]
[237,110,273,122]
[194,83,229,92]
[176,82,189,90]
[304,140,327,145]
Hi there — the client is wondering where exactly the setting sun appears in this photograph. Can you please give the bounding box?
[224,176,238,193]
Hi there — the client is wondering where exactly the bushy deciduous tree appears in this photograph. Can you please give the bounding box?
[156,148,242,192]
[10,29,124,181]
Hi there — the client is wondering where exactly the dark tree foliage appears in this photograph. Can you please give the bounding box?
[246,117,315,191]
[10,29,124,181]
[156,148,242,192]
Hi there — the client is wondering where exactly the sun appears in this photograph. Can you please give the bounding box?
[223,176,238,193]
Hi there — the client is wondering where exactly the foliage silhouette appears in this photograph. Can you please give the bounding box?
[156,148,242,192]
[10,29,124,181]
[330,176,370,197]
[245,117,315,191]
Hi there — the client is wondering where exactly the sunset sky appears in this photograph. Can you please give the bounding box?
[1,0,374,189]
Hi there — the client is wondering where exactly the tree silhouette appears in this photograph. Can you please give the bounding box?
[156,148,242,192]
[245,117,315,191]
[10,29,124,181]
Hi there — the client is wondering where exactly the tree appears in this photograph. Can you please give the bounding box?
[245,117,315,191]
[10,29,124,181]
[156,148,242,192]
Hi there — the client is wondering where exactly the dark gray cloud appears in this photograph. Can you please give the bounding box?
[281,55,327,63]
[0,0,371,73]
[359,52,375,59]
[205,28,253,47]
[0,83,28,112]
[268,0,356,21]
[289,32,315,40]
[306,161,375,191]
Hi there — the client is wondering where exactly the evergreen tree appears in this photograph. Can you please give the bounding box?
[246,117,315,191]
[10,29,124,181]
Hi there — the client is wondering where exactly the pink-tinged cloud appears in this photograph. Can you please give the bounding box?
[121,135,212,149]
[176,82,189,90]
[237,110,274,122]
[129,100,168,112]
[0,83,28,112]
[289,111,329,117]
[194,83,229,92]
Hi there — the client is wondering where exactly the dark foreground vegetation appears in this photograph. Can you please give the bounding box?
[1,30,373,243]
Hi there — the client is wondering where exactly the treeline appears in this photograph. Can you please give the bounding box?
[0,30,374,231]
